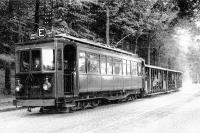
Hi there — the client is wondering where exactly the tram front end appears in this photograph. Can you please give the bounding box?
[13,43,58,109]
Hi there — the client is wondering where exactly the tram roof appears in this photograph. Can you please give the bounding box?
[55,34,139,58]
[145,64,183,73]
[16,34,140,58]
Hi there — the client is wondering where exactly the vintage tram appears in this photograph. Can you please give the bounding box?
[13,34,182,112]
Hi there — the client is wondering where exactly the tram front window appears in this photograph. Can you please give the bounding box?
[19,48,55,72]
[42,49,55,71]
[20,51,30,72]
[32,50,41,71]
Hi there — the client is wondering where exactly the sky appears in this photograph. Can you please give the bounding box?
[173,28,193,53]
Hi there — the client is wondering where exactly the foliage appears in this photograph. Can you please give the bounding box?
[1,0,200,93]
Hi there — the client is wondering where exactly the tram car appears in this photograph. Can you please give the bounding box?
[13,34,182,112]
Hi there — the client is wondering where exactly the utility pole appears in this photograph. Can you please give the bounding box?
[106,6,110,45]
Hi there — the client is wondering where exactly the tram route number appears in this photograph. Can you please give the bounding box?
[37,27,46,37]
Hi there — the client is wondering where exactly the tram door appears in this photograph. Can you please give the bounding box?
[63,45,76,95]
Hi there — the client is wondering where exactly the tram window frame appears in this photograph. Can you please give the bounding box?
[123,60,127,76]
[78,51,86,73]
[31,49,42,71]
[113,58,122,75]
[127,60,131,75]
[87,52,100,74]
[107,56,113,75]
[100,55,107,75]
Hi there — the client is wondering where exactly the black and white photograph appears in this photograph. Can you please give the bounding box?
[0,0,200,133]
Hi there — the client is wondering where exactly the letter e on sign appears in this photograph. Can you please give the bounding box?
[37,27,46,37]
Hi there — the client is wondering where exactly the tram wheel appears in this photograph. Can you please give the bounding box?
[128,96,133,101]
[91,99,100,107]
[80,101,87,110]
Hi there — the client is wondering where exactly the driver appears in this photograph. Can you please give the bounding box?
[33,58,41,71]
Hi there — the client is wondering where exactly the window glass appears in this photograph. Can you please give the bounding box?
[100,55,107,74]
[131,61,137,75]
[42,49,55,71]
[78,51,86,73]
[123,60,126,75]
[20,51,30,72]
[137,62,142,76]
[57,49,62,70]
[113,58,122,75]
[127,60,131,75]
[31,50,41,71]
[88,53,100,73]
[107,57,113,75]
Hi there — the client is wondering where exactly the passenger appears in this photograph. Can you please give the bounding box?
[64,60,69,70]
[153,77,158,87]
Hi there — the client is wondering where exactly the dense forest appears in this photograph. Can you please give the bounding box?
[0,0,200,94]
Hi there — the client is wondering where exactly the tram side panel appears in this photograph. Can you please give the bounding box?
[101,75,114,91]
[113,75,123,90]
[77,47,143,95]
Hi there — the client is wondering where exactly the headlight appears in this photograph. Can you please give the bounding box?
[43,78,51,91]
[16,86,21,92]
[43,84,48,91]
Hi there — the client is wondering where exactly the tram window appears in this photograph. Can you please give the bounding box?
[123,60,127,75]
[107,57,113,75]
[87,53,100,73]
[100,55,107,74]
[78,51,86,73]
[57,49,62,70]
[127,60,131,75]
[131,61,137,76]
[42,49,55,71]
[31,50,41,71]
[20,51,30,72]
[113,59,122,75]
[137,62,142,76]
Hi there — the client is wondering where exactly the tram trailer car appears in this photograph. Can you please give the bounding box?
[13,34,182,111]
[144,65,182,94]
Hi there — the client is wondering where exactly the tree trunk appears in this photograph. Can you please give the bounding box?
[3,0,13,95]
[168,58,171,69]
[8,0,14,17]
[148,33,151,65]
[4,63,11,95]
[135,37,138,54]
[106,6,110,45]
[34,0,40,31]
[135,34,142,54]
